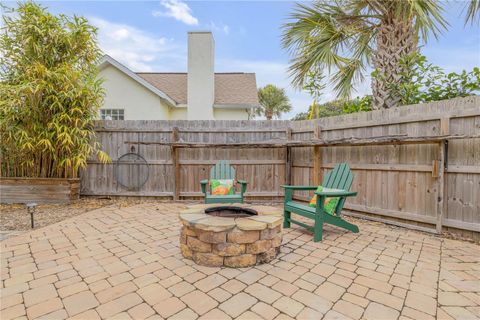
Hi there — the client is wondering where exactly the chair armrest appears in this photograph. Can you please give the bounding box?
[281,185,318,190]
[237,180,247,194]
[315,190,357,216]
[282,185,317,203]
[200,179,208,194]
[315,190,357,197]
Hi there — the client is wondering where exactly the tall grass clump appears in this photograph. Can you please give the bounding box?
[0,1,109,179]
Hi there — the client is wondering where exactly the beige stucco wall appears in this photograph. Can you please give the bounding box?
[169,107,188,120]
[214,108,250,120]
[170,107,249,120]
[100,63,253,121]
[99,65,170,120]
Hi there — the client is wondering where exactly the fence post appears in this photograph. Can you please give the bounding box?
[436,140,446,233]
[285,127,292,186]
[313,125,322,185]
[172,127,180,200]
[436,117,449,233]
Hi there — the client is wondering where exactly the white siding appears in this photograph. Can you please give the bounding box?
[99,65,170,120]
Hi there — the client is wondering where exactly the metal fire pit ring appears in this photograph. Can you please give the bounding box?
[204,205,258,218]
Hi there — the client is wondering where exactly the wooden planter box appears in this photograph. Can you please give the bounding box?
[0,177,80,204]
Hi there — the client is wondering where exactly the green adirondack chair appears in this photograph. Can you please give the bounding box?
[200,160,247,204]
[282,163,359,242]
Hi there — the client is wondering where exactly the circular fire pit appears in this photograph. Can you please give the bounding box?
[179,204,283,267]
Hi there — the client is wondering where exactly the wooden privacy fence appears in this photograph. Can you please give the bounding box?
[81,97,480,237]
[82,121,291,199]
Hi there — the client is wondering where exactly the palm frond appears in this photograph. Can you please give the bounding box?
[257,84,292,119]
[465,0,480,24]
[282,1,375,94]
[282,0,448,103]
[396,0,448,41]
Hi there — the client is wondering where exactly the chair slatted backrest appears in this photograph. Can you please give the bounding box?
[322,163,353,215]
[209,160,236,180]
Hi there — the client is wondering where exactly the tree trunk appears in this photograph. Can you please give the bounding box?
[372,16,417,109]
[265,111,273,120]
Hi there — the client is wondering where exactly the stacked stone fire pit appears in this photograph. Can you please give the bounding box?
[179,204,283,267]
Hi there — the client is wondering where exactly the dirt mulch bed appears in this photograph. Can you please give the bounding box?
[0,197,155,232]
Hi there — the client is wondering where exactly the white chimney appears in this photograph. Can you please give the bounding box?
[187,32,215,120]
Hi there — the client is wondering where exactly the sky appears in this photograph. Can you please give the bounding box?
[6,0,480,118]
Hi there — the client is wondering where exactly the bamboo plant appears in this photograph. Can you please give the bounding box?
[0,1,109,179]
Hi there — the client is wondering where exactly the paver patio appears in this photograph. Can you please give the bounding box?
[1,203,479,320]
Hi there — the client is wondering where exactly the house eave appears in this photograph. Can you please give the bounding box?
[173,103,188,108]
[98,55,177,107]
[214,103,258,109]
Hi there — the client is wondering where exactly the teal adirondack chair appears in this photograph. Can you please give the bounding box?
[200,160,247,204]
[282,163,359,242]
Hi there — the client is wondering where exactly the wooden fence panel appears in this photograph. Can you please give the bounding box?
[444,115,480,234]
[81,120,290,200]
[288,96,479,236]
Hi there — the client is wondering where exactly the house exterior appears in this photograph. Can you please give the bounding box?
[98,32,259,120]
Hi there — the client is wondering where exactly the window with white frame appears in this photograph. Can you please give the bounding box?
[100,109,124,120]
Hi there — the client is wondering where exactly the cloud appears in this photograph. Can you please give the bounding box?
[223,25,230,35]
[153,0,199,26]
[90,17,186,72]
[206,21,230,35]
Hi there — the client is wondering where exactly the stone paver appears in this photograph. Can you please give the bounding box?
[219,292,257,318]
[364,302,399,319]
[180,290,218,315]
[1,202,479,320]
[273,296,304,317]
[63,291,99,316]
[153,296,185,318]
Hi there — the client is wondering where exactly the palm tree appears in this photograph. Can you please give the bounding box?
[256,84,292,120]
[282,0,447,110]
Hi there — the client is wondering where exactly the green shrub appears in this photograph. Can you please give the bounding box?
[374,52,480,106]
[293,53,479,120]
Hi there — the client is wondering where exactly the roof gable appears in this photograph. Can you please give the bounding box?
[137,73,188,104]
[98,55,177,106]
[99,55,259,108]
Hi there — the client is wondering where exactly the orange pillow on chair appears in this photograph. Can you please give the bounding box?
[210,179,235,195]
